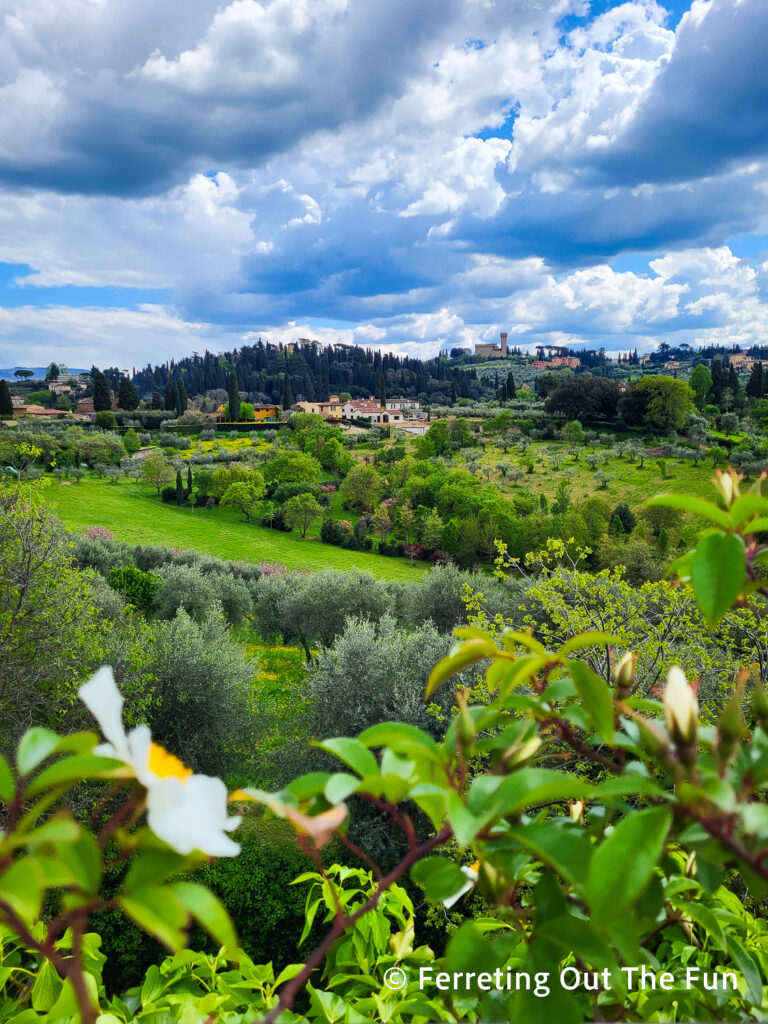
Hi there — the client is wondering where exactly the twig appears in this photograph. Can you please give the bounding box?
[261,823,452,1024]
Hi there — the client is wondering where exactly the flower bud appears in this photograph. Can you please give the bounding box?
[569,799,585,824]
[613,652,636,700]
[664,667,698,751]
[713,468,740,508]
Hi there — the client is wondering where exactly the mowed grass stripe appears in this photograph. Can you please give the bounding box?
[48,479,427,582]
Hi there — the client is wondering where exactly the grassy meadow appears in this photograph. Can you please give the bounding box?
[47,477,428,581]
[471,437,724,506]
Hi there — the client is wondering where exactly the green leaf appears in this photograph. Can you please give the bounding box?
[56,829,103,893]
[411,857,470,903]
[504,824,593,889]
[16,728,60,776]
[690,532,746,626]
[471,768,592,820]
[171,880,238,951]
[359,722,440,754]
[0,859,43,921]
[730,493,768,528]
[125,850,189,892]
[742,516,768,535]
[425,638,499,698]
[725,934,763,1006]
[592,776,666,800]
[559,632,619,655]
[324,773,361,804]
[21,816,79,849]
[274,963,305,988]
[30,959,63,1012]
[25,754,125,796]
[587,807,671,927]
[569,661,615,743]
[646,494,731,529]
[119,885,188,951]
[315,738,378,779]
[0,755,14,802]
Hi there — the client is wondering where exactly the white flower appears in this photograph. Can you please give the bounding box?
[79,667,241,857]
[443,862,479,909]
[663,666,698,747]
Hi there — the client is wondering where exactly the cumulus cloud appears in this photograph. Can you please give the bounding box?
[1,0,768,367]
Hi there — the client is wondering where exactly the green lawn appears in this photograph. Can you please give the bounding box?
[48,478,427,582]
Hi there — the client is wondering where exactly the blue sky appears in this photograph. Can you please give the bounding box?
[1,0,767,369]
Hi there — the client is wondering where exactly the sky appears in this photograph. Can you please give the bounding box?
[1,0,768,369]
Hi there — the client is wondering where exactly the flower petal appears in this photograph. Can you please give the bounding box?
[146,775,241,857]
[78,667,129,758]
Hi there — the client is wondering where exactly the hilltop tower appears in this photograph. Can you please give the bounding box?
[500,331,508,356]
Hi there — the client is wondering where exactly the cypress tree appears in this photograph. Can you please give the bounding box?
[728,365,740,395]
[176,469,184,506]
[282,373,292,411]
[118,376,139,410]
[506,371,516,399]
[164,381,176,411]
[379,373,387,408]
[711,357,728,404]
[93,371,112,413]
[746,362,764,399]
[186,464,193,497]
[228,371,241,420]
[176,379,188,416]
[450,381,457,406]
[0,379,13,416]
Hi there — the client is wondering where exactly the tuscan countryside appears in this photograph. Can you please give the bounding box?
[2,1,768,1022]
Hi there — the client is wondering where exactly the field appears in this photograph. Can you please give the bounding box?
[472,438,723,506]
[48,478,428,582]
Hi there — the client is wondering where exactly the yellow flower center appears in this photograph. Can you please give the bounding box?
[148,742,193,782]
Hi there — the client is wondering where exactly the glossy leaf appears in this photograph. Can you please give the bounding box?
[425,638,499,697]
[316,738,378,779]
[171,880,238,951]
[16,728,60,776]
[587,807,671,926]
[690,531,746,626]
[646,494,731,529]
[569,661,614,743]
[0,756,13,802]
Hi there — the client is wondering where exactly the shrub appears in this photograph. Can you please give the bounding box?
[153,564,216,623]
[206,571,253,625]
[143,609,253,776]
[160,485,177,503]
[320,518,346,545]
[95,410,117,429]
[272,482,320,504]
[106,564,161,611]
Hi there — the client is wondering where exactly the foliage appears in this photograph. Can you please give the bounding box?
[139,454,173,495]
[284,492,324,537]
[107,564,160,611]
[0,486,105,751]
[220,479,266,522]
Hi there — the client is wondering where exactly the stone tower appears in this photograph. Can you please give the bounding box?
[500,331,508,356]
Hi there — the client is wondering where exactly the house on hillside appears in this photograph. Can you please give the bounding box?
[211,403,281,422]
[294,395,344,418]
[342,400,404,424]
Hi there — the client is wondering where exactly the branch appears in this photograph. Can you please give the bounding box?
[261,822,452,1024]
